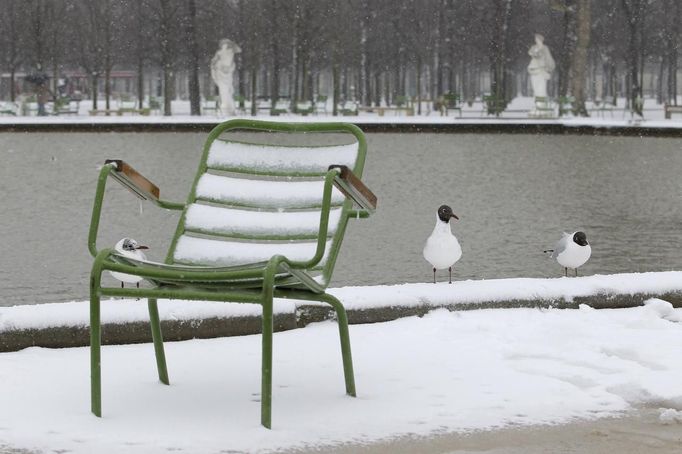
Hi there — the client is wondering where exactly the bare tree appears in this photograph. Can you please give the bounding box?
[621,0,646,115]
[570,0,591,116]
[0,0,28,101]
[150,0,181,115]
[184,0,201,115]
[489,0,513,113]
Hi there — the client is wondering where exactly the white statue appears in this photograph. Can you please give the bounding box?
[527,34,555,99]
[210,39,241,116]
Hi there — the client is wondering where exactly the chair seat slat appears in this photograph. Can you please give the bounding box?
[208,140,358,176]
[184,204,342,238]
[195,174,346,209]
[173,235,331,267]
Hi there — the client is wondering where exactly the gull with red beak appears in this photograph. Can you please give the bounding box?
[109,238,149,287]
[423,205,462,284]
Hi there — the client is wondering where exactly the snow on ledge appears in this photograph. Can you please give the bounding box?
[328,271,682,311]
[0,271,680,333]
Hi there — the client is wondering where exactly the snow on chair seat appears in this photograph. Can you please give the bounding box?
[194,173,346,209]
[173,235,333,267]
[207,139,358,176]
[184,204,343,239]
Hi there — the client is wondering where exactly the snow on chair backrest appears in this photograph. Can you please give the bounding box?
[165,120,367,287]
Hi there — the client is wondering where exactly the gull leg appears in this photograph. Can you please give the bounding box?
[449,267,452,284]
[433,267,436,284]
[575,268,579,277]
[564,267,568,277]
[121,282,124,289]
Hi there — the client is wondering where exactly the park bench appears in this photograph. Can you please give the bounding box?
[54,99,80,116]
[117,107,151,116]
[482,94,507,116]
[89,109,119,116]
[437,92,462,117]
[338,100,359,116]
[529,96,555,118]
[358,105,414,116]
[87,119,377,429]
[664,103,682,119]
[558,96,574,117]
[202,97,219,115]
[0,102,18,116]
[117,98,150,116]
[314,95,328,115]
[590,99,615,118]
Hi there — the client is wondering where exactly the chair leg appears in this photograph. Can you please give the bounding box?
[90,275,102,417]
[261,292,274,429]
[317,292,357,397]
[147,298,169,385]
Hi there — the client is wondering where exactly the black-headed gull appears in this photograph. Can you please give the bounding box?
[544,231,591,276]
[109,238,149,287]
[423,205,462,284]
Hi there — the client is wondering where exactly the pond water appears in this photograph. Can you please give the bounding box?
[1,132,681,306]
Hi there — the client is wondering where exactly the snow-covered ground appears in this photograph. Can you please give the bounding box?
[0,300,681,453]
[1,96,681,128]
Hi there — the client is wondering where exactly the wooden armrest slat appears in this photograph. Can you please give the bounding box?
[328,165,377,212]
[104,159,160,201]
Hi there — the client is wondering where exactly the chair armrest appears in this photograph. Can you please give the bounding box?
[88,161,184,257]
[328,165,377,213]
[104,159,160,202]
[103,160,185,210]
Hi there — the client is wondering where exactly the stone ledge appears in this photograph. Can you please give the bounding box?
[1,290,680,353]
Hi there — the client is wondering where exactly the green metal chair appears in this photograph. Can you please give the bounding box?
[88,119,377,428]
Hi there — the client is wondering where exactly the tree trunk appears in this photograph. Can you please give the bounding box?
[489,0,512,115]
[137,60,145,109]
[332,63,340,116]
[105,66,111,110]
[416,55,422,115]
[250,64,258,116]
[163,67,172,115]
[186,0,201,115]
[570,0,591,116]
[667,0,680,105]
[10,69,16,102]
[374,72,381,106]
[622,0,644,115]
[92,74,99,110]
[360,3,370,106]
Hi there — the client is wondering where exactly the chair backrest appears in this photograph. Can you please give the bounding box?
[165,120,367,288]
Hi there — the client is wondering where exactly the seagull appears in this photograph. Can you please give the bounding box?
[544,231,591,277]
[423,205,462,284]
[109,238,149,288]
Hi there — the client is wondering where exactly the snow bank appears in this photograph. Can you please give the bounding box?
[1,271,680,333]
[0,304,681,453]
